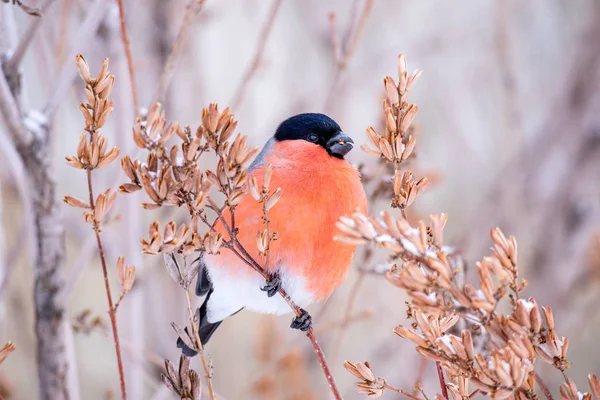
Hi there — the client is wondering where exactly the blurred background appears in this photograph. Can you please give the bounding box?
[1,0,600,399]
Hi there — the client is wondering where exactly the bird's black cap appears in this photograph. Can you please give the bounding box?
[274,113,354,158]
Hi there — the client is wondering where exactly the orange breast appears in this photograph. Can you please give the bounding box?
[209,140,367,299]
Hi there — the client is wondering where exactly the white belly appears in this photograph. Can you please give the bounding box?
[204,263,315,323]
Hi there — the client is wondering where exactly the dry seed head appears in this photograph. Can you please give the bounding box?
[263,165,274,193]
[384,76,399,106]
[116,256,136,293]
[399,104,418,134]
[257,230,269,254]
[0,341,16,365]
[93,189,116,225]
[162,355,202,399]
[75,54,92,83]
[63,195,89,209]
[344,361,376,382]
[249,177,261,201]
[265,188,283,211]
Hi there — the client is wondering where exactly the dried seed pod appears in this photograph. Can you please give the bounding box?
[265,188,282,211]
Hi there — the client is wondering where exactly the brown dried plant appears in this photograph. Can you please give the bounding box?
[337,55,600,400]
[162,356,202,400]
[64,55,136,400]
[0,342,15,366]
[119,101,345,397]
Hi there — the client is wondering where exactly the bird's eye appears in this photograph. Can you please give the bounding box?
[307,134,319,143]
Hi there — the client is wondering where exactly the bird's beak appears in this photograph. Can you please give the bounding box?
[326,132,354,158]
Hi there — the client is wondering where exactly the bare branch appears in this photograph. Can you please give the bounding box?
[4,0,58,75]
[0,65,33,145]
[116,0,139,114]
[43,0,111,121]
[229,0,282,110]
[152,0,205,105]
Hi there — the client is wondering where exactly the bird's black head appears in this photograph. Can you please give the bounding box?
[274,113,354,159]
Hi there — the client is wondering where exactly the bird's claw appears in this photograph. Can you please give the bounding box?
[260,273,281,298]
[290,308,312,332]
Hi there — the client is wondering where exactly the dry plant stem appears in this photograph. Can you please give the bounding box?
[382,382,422,400]
[183,290,216,400]
[116,0,139,114]
[152,0,205,105]
[534,372,554,400]
[435,362,448,400]
[230,0,282,109]
[305,329,343,400]
[86,169,127,400]
[55,0,70,67]
[412,357,428,396]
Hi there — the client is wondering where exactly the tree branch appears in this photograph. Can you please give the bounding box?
[116,0,139,114]
[4,0,58,76]
[43,0,110,121]
[229,0,282,110]
[151,0,205,105]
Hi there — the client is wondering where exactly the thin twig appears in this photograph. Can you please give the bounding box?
[86,169,127,400]
[55,0,70,68]
[306,329,343,399]
[229,0,282,110]
[4,0,57,75]
[383,382,422,400]
[324,0,374,110]
[152,0,205,105]
[116,0,139,114]
[412,357,428,396]
[535,372,555,400]
[435,362,449,400]
[44,0,110,121]
[183,290,216,400]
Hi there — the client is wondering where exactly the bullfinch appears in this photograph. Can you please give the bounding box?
[178,113,367,355]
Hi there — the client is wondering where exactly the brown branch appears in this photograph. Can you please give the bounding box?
[435,362,449,400]
[383,381,423,400]
[535,372,555,400]
[86,170,127,400]
[116,0,139,114]
[229,0,282,110]
[55,0,70,68]
[152,0,206,105]
[183,290,216,400]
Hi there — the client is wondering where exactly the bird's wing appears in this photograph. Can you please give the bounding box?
[195,258,212,296]
[248,136,275,172]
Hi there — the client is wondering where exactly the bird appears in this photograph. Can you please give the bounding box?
[178,113,367,355]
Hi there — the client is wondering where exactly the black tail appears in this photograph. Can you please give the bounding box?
[177,289,222,356]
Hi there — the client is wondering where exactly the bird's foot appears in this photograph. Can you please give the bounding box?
[260,272,281,298]
[290,308,312,332]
